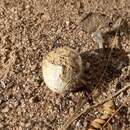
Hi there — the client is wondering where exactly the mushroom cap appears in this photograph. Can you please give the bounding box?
[42,47,83,93]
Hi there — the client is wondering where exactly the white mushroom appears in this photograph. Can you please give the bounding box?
[42,47,84,94]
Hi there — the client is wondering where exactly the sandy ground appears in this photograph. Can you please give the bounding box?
[0,0,130,130]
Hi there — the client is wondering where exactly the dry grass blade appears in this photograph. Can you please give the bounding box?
[61,98,86,130]
[88,100,115,130]
[61,83,130,130]
[92,31,120,95]
[102,96,130,129]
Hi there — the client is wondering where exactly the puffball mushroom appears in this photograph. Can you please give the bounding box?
[42,47,84,94]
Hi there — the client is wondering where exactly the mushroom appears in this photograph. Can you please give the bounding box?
[42,47,87,94]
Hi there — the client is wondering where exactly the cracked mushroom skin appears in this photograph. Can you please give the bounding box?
[42,47,83,94]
